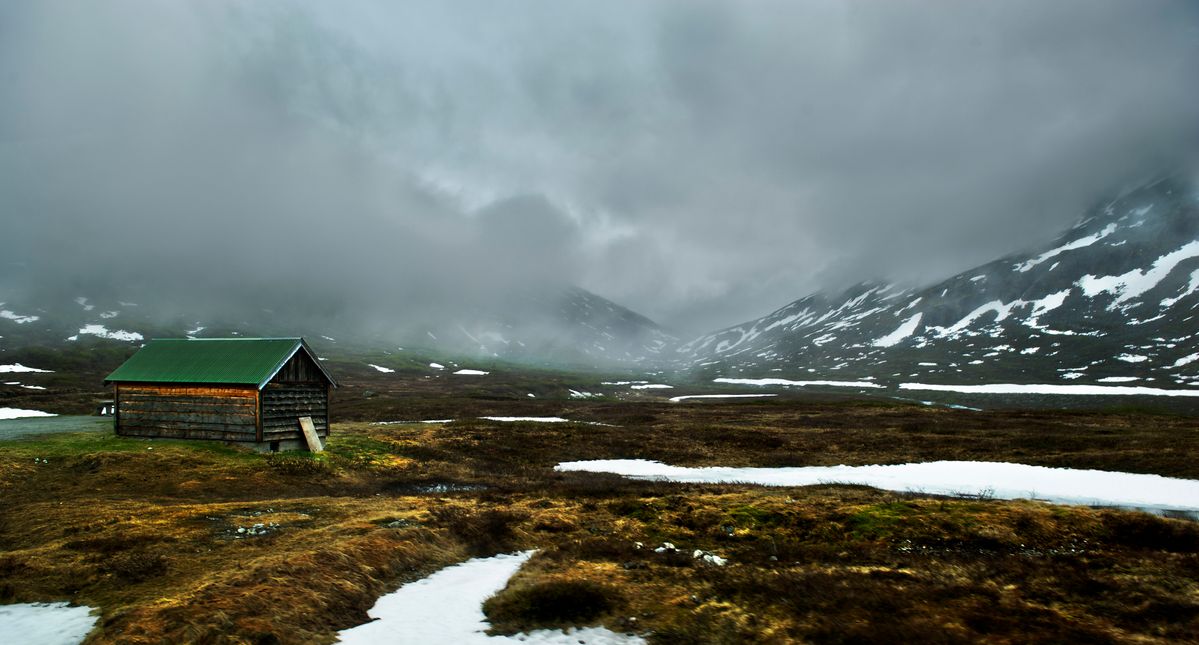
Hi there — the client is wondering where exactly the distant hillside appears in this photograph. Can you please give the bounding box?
[680,176,1199,388]
[0,284,675,369]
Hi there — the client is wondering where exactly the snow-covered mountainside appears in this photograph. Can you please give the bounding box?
[0,285,674,368]
[681,176,1199,387]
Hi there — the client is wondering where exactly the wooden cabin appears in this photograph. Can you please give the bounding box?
[105,337,337,452]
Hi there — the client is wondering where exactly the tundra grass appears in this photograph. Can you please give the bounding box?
[2,387,1198,643]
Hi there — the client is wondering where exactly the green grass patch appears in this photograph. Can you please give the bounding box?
[846,502,920,540]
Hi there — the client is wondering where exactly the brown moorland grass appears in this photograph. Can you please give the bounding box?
[1,371,1197,643]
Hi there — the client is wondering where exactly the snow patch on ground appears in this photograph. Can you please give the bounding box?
[1078,240,1199,309]
[1116,354,1148,363]
[669,394,778,402]
[368,364,395,373]
[554,459,1199,512]
[714,378,883,389]
[453,369,489,375]
[873,312,923,348]
[899,383,1199,398]
[0,408,58,420]
[0,363,53,374]
[1160,268,1199,308]
[1172,353,1199,368]
[480,416,569,423]
[429,362,445,370]
[629,384,672,390]
[0,308,40,324]
[337,550,643,645]
[72,325,143,342]
[0,602,98,645]
[1098,377,1140,383]
[1015,223,1117,272]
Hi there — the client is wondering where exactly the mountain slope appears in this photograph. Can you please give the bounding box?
[681,176,1199,387]
[0,285,676,368]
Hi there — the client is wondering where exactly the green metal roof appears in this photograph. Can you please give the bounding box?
[105,337,335,389]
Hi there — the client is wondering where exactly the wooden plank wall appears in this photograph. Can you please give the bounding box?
[272,351,326,384]
[261,384,328,442]
[116,384,259,441]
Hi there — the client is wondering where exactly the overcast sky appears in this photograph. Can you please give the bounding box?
[2,1,1197,333]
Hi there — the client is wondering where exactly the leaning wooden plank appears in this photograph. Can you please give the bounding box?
[297,416,324,452]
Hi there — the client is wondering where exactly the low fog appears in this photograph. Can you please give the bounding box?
[2,1,1197,334]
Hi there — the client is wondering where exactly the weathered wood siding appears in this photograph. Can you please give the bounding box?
[261,384,329,441]
[272,351,326,384]
[260,349,329,441]
[115,384,259,441]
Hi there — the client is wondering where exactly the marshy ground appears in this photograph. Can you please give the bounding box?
[2,360,1198,643]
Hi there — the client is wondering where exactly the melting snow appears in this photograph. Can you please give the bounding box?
[0,308,40,324]
[899,383,1199,398]
[368,364,395,373]
[1160,268,1199,308]
[336,551,643,645]
[0,364,53,374]
[1116,354,1149,363]
[629,384,672,389]
[1172,353,1199,368]
[714,378,882,389]
[74,297,94,311]
[429,362,445,370]
[1078,240,1199,309]
[1098,377,1140,383]
[480,416,569,423]
[0,602,97,645]
[73,325,142,342]
[453,369,489,375]
[669,394,778,402]
[1015,223,1117,272]
[873,313,923,348]
[554,460,1199,511]
[0,408,57,420]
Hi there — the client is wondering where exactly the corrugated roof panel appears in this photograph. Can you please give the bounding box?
[105,338,312,387]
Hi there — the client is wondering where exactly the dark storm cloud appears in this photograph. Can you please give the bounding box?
[1,0,1196,334]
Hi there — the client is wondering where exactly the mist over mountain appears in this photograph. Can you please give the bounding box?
[3,1,1198,337]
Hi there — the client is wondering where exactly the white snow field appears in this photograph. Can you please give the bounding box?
[873,312,923,348]
[453,369,490,375]
[0,602,97,645]
[69,325,143,342]
[714,377,882,389]
[0,407,57,420]
[336,551,644,645]
[367,364,395,373]
[669,394,778,402]
[0,363,53,373]
[900,383,1199,397]
[554,460,1199,512]
[480,416,569,423]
